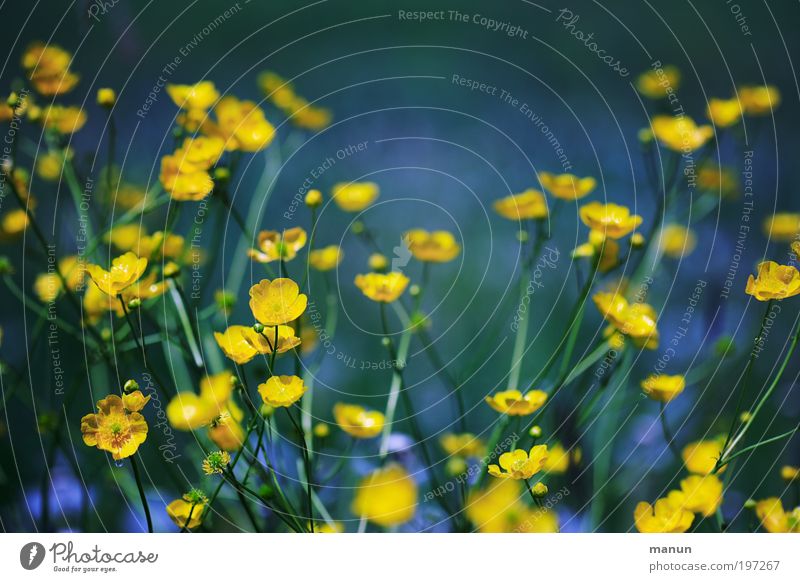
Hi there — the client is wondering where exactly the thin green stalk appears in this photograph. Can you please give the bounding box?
[284,408,314,532]
[659,401,682,463]
[129,455,153,533]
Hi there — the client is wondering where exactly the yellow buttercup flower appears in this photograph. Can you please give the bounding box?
[40,105,87,134]
[754,497,800,533]
[258,375,306,408]
[679,474,723,517]
[660,224,696,258]
[22,42,79,96]
[440,433,486,458]
[166,495,206,530]
[249,278,307,326]
[122,390,151,413]
[651,115,714,152]
[351,463,417,527]
[636,65,680,99]
[538,172,596,200]
[593,292,659,348]
[368,253,388,271]
[208,413,245,451]
[333,403,385,439]
[466,479,557,533]
[331,182,379,212]
[698,163,739,198]
[166,392,218,431]
[204,96,276,152]
[214,325,259,364]
[166,81,219,110]
[0,209,30,241]
[573,229,619,272]
[706,98,741,128]
[764,212,800,242]
[313,423,330,438]
[36,150,70,181]
[781,465,800,482]
[488,445,549,480]
[33,255,85,302]
[682,438,725,475]
[485,390,548,416]
[542,442,570,474]
[309,245,343,271]
[354,272,409,303]
[579,202,642,239]
[179,136,225,168]
[404,229,461,262]
[86,252,147,297]
[745,261,800,301]
[493,189,548,220]
[243,325,301,355]
[641,374,685,402]
[159,154,214,201]
[248,227,307,263]
[80,394,148,460]
[634,491,694,533]
[739,85,781,116]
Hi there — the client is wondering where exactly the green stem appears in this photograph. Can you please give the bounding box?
[129,455,153,533]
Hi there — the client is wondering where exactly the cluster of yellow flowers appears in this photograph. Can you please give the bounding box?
[258,71,333,131]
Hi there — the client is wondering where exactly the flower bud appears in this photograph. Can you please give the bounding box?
[368,253,388,271]
[313,423,330,438]
[253,322,265,334]
[446,456,468,477]
[96,88,117,108]
[630,232,645,248]
[305,189,322,208]
[123,379,140,394]
[351,221,365,235]
[531,482,548,497]
[127,298,141,310]
[528,425,542,438]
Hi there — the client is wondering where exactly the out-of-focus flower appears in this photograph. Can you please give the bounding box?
[331,182,379,212]
[249,278,307,325]
[754,497,800,533]
[22,42,79,95]
[334,403,385,439]
[593,292,659,349]
[354,272,409,303]
[309,245,343,271]
[440,433,486,458]
[166,81,219,110]
[40,105,87,134]
[493,189,548,220]
[706,98,741,128]
[202,450,231,475]
[580,202,642,239]
[697,163,739,198]
[36,149,71,181]
[166,392,217,430]
[258,375,306,408]
[248,227,307,263]
[573,229,619,272]
[763,212,800,243]
[203,96,275,152]
[542,442,570,474]
[80,394,148,460]
[0,209,30,241]
[641,374,685,402]
[258,70,333,131]
[651,115,714,152]
[679,474,723,517]
[660,224,696,258]
[351,463,417,527]
[738,85,781,116]
[488,445,549,480]
[159,156,213,202]
[682,438,725,475]
[634,492,694,533]
[466,479,558,533]
[313,423,330,438]
[781,466,800,482]
[208,412,245,451]
[404,229,461,262]
[86,252,147,296]
[745,261,800,301]
[166,490,208,530]
[538,172,596,200]
[485,389,548,416]
[636,66,680,99]
[33,255,85,302]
